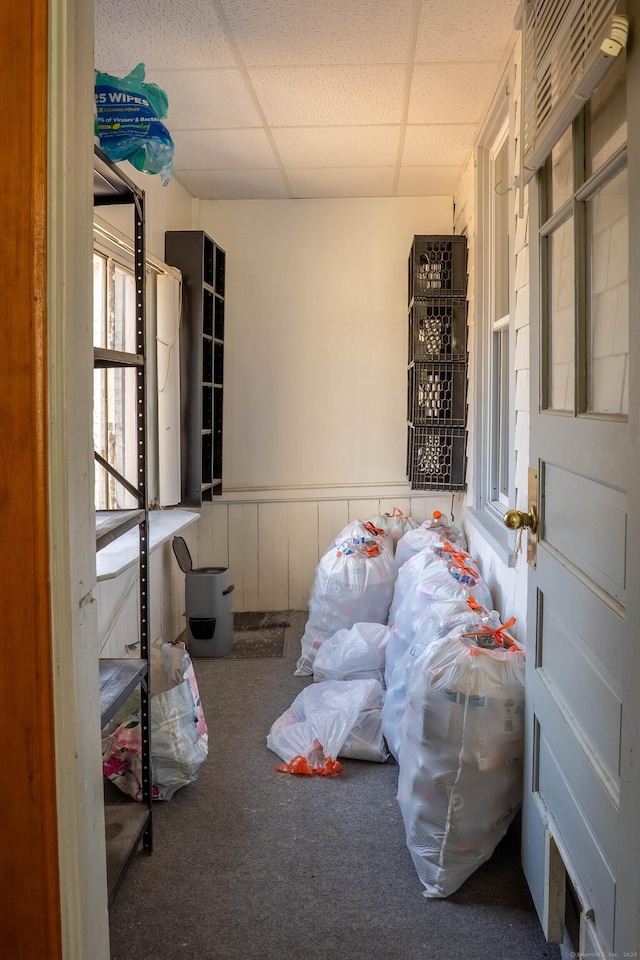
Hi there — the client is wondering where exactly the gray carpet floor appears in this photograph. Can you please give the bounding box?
[109,612,561,960]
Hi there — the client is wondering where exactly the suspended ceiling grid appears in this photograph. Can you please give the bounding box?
[95,0,519,200]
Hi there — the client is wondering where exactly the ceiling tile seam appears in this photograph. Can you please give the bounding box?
[210,0,293,198]
[392,0,423,196]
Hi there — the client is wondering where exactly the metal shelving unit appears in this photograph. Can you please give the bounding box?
[93,144,152,905]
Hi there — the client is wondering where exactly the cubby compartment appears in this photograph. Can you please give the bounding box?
[203,290,214,337]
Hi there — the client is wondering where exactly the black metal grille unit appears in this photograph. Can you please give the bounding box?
[409,362,467,427]
[409,299,467,362]
[406,235,468,492]
[409,235,468,301]
[407,425,467,491]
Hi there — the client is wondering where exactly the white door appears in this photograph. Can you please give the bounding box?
[521,51,639,956]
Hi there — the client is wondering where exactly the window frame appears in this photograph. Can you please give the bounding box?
[92,245,140,512]
[468,96,518,563]
[539,61,628,424]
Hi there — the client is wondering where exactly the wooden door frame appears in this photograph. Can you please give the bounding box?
[0,2,63,957]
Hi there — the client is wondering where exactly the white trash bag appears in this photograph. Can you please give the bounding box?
[397,620,525,897]
[103,639,209,802]
[295,537,397,676]
[322,518,393,558]
[385,551,492,685]
[382,599,485,761]
[313,622,390,684]
[395,512,467,568]
[267,679,388,774]
[370,508,418,550]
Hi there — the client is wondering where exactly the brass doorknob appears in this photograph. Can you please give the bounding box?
[503,506,538,534]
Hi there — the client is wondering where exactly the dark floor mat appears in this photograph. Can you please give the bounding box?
[225,611,290,659]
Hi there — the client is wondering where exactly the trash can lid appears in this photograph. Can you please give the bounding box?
[172,536,192,573]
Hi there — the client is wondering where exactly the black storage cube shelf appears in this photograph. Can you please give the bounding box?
[406,235,468,492]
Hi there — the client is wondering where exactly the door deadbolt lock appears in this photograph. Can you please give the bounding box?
[503,505,538,535]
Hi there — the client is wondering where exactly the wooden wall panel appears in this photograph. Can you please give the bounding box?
[0,2,63,956]
[287,501,320,610]
[317,500,350,553]
[258,503,290,610]
[228,503,259,611]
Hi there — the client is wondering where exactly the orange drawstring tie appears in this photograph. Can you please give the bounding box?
[465,616,519,653]
[276,755,343,777]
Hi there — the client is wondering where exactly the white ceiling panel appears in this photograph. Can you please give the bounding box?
[174,129,278,170]
[248,66,407,127]
[271,126,401,169]
[397,166,462,197]
[408,63,503,125]
[94,1,519,200]
[220,0,414,65]
[415,0,520,64]
[153,70,262,130]
[176,168,289,200]
[95,0,235,73]
[402,125,479,167]
[287,167,396,199]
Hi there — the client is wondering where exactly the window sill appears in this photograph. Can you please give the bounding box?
[96,508,199,581]
[465,506,517,568]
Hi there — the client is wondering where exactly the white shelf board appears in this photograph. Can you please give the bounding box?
[96,509,199,581]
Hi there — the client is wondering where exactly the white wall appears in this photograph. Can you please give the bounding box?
[200,196,452,489]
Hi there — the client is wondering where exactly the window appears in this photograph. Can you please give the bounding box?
[540,53,628,419]
[491,138,511,503]
[93,251,139,510]
[473,111,515,544]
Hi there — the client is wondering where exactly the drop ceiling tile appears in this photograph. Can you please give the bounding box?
[403,125,477,167]
[249,66,406,126]
[222,0,413,65]
[95,0,235,72]
[397,165,462,196]
[174,168,290,200]
[175,129,278,170]
[271,126,401,169]
[151,70,261,130]
[287,167,395,199]
[415,0,519,63]
[408,63,502,125]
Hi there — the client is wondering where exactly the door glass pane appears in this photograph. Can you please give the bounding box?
[589,54,626,176]
[587,167,628,415]
[547,217,575,411]
[549,127,573,216]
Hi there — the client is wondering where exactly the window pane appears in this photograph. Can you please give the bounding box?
[589,54,626,176]
[93,255,106,348]
[587,167,628,415]
[494,142,509,322]
[547,217,575,411]
[113,265,137,353]
[93,366,139,510]
[549,127,573,216]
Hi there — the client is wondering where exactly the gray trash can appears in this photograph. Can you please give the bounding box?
[172,537,235,658]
